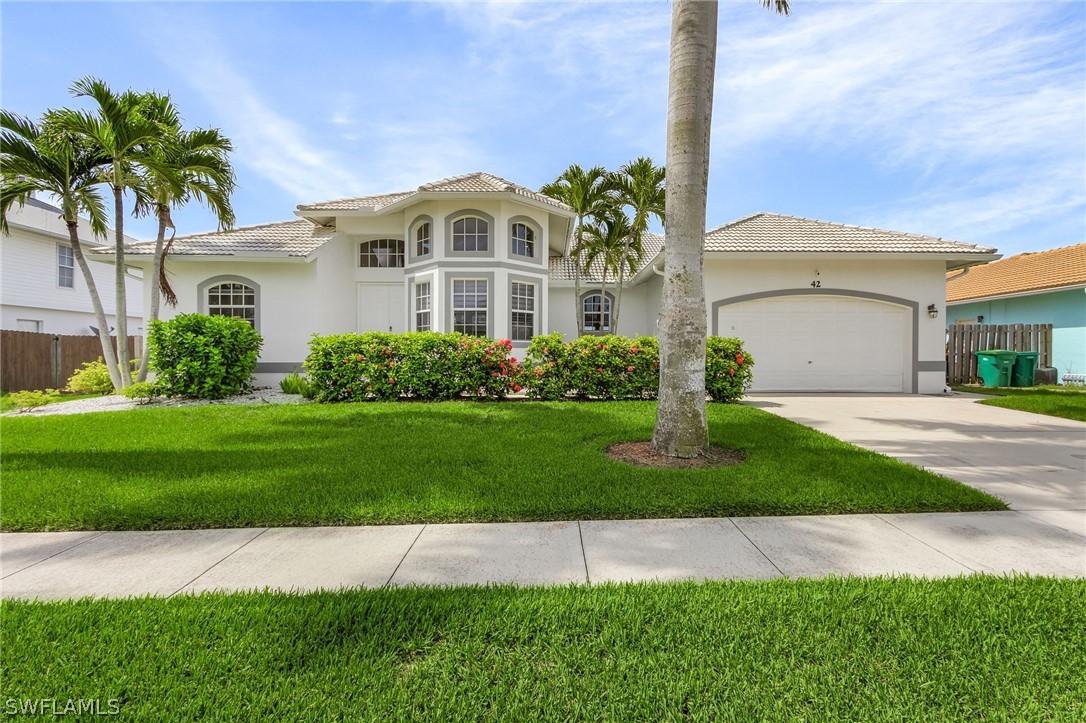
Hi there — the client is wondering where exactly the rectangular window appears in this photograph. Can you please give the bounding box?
[360,239,404,268]
[452,279,487,336]
[511,282,535,342]
[415,281,432,331]
[58,245,74,288]
[16,319,42,333]
[416,223,431,258]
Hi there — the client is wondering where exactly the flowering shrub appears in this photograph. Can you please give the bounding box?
[525,333,753,403]
[305,332,522,402]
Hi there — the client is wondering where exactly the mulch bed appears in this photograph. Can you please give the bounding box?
[606,441,746,469]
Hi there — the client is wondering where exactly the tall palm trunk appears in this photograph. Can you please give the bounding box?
[112,183,131,387]
[652,0,717,457]
[66,219,123,388]
[136,204,170,382]
[573,216,585,336]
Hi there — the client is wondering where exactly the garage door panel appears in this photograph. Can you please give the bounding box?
[718,295,909,393]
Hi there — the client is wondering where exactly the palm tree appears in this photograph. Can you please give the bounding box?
[61,77,164,387]
[652,0,789,458]
[540,165,612,335]
[0,110,125,386]
[578,206,634,335]
[132,99,236,382]
[611,157,665,333]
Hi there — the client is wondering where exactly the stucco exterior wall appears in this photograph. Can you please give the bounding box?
[948,287,1086,379]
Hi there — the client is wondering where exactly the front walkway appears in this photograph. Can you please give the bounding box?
[2,511,1083,601]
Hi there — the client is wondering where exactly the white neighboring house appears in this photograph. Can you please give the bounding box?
[105,172,998,394]
[1,196,143,336]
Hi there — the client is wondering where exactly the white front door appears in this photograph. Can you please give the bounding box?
[717,295,910,392]
[357,283,405,333]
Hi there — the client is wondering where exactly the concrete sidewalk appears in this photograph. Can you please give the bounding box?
[3,511,1083,600]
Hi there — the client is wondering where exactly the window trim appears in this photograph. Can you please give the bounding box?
[580,290,615,334]
[507,215,545,265]
[414,280,432,332]
[198,275,261,331]
[359,238,405,268]
[57,244,75,289]
[409,214,434,262]
[509,276,538,342]
[445,272,495,337]
[444,209,496,258]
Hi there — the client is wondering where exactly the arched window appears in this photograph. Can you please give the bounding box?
[359,239,404,268]
[511,222,534,258]
[582,292,613,333]
[415,222,431,258]
[206,280,257,327]
[452,216,489,252]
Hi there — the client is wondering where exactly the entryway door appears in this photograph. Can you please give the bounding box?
[357,283,405,333]
[717,295,910,392]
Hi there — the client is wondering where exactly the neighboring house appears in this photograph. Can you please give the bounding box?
[947,243,1086,380]
[1,196,143,336]
[102,172,998,394]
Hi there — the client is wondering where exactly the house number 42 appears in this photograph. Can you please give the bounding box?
[810,280,821,288]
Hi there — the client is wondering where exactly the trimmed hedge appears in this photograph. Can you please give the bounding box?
[304,331,753,403]
[524,333,753,402]
[305,332,522,402]
[148,314,263,399]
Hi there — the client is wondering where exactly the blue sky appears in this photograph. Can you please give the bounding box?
[2,1,1083,257]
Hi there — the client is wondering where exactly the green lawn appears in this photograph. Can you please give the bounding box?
[3,577,1083,720]
[953,385,1086,422]
[0,391,99,414]
[0,402,1003,531]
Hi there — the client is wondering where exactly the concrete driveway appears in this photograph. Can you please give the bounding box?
[748,393,1086,536]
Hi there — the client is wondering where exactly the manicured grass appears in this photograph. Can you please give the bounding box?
[3,577,1084,720]
[953,385,1086,422]
[0,391,99,414]
[0,402,1005,531]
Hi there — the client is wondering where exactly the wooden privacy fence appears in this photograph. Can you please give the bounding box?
[0,331,142,392]
[946,323,1052,385]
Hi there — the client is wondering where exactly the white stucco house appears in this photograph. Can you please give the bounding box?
[1,196,143,336]
[107,172,999,394]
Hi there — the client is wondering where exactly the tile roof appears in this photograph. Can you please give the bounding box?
[118,219,335,257]
[549,232,664,282]
[703,213,997,254]
[298,172,572,213]
[946,243,1086,302]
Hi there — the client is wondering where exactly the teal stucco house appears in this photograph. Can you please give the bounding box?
[947,243,1086,382]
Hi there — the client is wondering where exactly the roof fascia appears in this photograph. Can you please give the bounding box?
[948,283,1086,305]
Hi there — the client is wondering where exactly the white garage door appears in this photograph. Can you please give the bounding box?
[717,295,910,392]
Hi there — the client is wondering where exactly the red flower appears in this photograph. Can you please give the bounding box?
[736,353,744,365]
[729,368,736,376]
[534,368,544,376]
[597,367,603,373]
[510,356,517,364]
[356,355,363,362]
[543,347,549,354]
[493,372,499,377]
[548,361,555,367]
[513,384,522,392]
[631,346,639,354]
[653,361,659,367]
[627,366,634,372]
[389,378,396,385]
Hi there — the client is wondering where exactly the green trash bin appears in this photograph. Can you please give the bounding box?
[1011,351,1039,387]
[975,350,1016,387]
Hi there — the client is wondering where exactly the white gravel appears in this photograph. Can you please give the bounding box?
[4,388,313,417]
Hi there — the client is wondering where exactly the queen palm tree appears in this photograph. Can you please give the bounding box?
[540,165,612,335]
[132,100,236,382]
[653,0,789,458]
[611,157,665,334]
[61,77,164,387]
[0,110,125,386]
[578,206,635,334]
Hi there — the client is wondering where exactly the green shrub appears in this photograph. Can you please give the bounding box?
[523,334,753,403]
[279,371,316,399]
[9,388,60,411]
[65,357,114,395]
[305,332,521,402]
[120,382,159,404]
[148,314,263,400]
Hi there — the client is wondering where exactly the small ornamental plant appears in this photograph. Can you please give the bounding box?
[148,314,263,399]
[305,332,522,402]
[8,388,61,412]
[65,358,114,395]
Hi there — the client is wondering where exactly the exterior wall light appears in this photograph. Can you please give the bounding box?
[927,304,938,319]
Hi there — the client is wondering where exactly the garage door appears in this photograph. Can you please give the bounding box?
[717,295,910,392]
